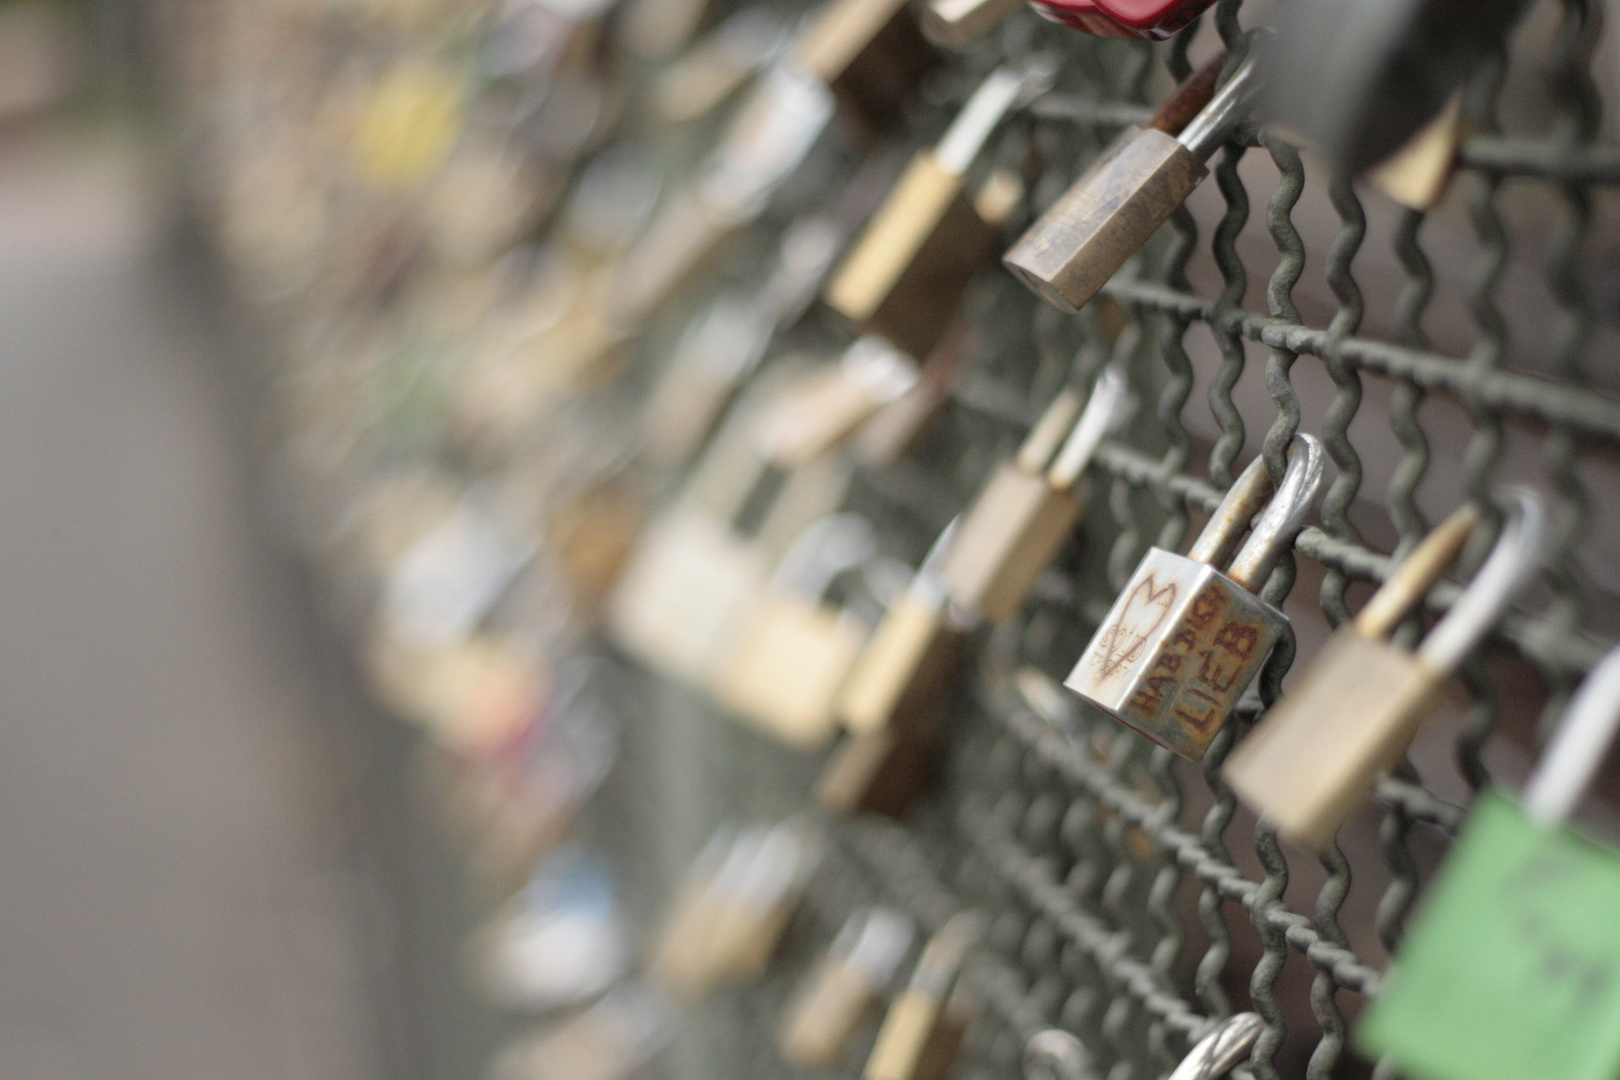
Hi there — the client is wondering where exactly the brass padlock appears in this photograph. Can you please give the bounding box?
[1224,489,1546,849]
[649,820,822,996]
[826,60,1052,359]
[608,383,852,684]
[865,913,983,1080]
[759,336,920,468]
[1065,434,1325,761]
[791,0,942,133]
[780,907,916,1068]
[1368,91,1466,212]
[820,523,969,816]
[1003,51,1242,313]
[711,514,881,749]
[922,0,1026,50]
[939,364,1133,622]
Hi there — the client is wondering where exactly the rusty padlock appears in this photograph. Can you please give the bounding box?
[780,907,916,1068]
[921,0,1026,50]
[711,514,883,749]
[826,60,1053,359]
[939,364,1133,622]
[1065,434,1325,761]
[820,521,969,817]
[864,912,984,1080]
[1224,489,1547,849]
[1003,50,1243,313]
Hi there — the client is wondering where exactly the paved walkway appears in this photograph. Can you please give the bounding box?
[0,126,389,1080]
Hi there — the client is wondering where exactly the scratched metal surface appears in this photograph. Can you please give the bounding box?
[156,1,1620,1079]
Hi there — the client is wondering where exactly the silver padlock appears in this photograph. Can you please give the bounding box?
[1065,434,1325,761]
[1169,1014,1265,1080]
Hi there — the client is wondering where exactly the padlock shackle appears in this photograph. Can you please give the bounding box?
[1148,50,1228,137]
[1167,1012,1263,1080]
[1177,54,1259,160]
[1186,452,1276,569]
[770,512,878,597]
[908,911,984,996]
[1415,487,1546,673]
[1354,503,1481,640]
[935,64,1045,175]
[1224,434,1325,594]
[1523,643,1620,826]
[1047,364,1133,491]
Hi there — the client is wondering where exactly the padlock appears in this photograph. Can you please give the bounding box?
[1357,642,1620,1080]
[1003,51,1243,314]
[649,819,822,996]
[1165,1014,1265,1080]
[790,0,942,133]
[1260,0,1533,178]
[825,60,1053,359]
[780,907,916,1068]
[608,382,853,684]
[864,913,984,1080]
[1224,490,1547,849]
[654,9,792,125]
[1032,0,1214,40]
[759,336,920,468]
[820,522,969,816]
[1065,433,1325,761]
[1367,92,1466,212]
[921,0,1025,50]
[711,514,882,749]
[939,364,1133,622]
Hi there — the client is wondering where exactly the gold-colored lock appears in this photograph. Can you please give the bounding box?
[792,0,941,133]
[759,336,920,467]
[780,907,916,1068]
[711,515,881,749]
[820,523,969,816]
[1065,434,1325,761]
[939,365,1132,622]
[1368,91,1466,212]
[921,0,1026,50]
[649,820,822,996]
[1003,51,1239,313]
[1224,490,1546,849]
[826,62,1049,359]
[864,913,983,1080]
[608,383,852,684]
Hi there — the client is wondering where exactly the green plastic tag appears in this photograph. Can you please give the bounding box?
[1358,789,1620,1080]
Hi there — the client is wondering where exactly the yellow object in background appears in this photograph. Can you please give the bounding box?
[355,61,465,189]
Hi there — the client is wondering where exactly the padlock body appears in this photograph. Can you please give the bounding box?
[1065,548,1285,760]
[865,990,967,1080]
[1358,789,1620,1080]
[836,593,954,734]
[608,507,767,684]
[781,957,878,1067]
[826,152,998,360]
[1004,128,1208,313]
[712,590,867,748]
[939,462,1083,622]
[1223,628,1449,849]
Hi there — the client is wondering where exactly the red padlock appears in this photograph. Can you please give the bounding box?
[1031,0,1212,39]
[1026,0,1135,37]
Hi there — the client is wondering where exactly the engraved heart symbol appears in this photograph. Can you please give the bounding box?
[1095,573,1178,680]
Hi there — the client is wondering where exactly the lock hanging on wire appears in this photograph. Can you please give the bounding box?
[1065,434,1325,761]
[939,363,1133,622]
[1224,490,1547,849]
[1003,50,1245,313]
[780,907,917,1068]
[864,912,984,1080]
[1357,642,1620,1080]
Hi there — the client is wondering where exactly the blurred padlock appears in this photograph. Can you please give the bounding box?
[1031,0,1212,40]
[921,0,1025,50]
[820,521,969,816]
[1066,434,1325,761]
[712,514,882,749]
[608,383,852,683]
[939,364,1132,622]
[1003,51,1239,313]
[760,335,920,467]
[826,60,1053,358]
[865,913,984,1080]
[780,907,916,1068]
[1225,490,1546,849]
[654,8,793,124]
[791,0,942,133]
[1358,643,1620,1080]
